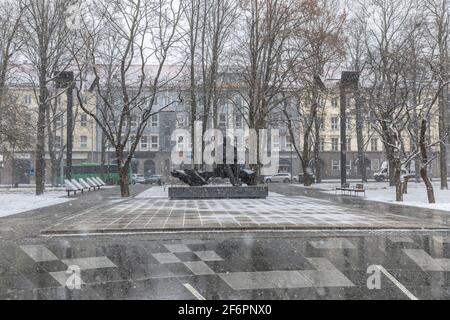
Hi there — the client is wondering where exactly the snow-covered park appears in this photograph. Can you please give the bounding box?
[295,181,450,212]
[0,188,71,218]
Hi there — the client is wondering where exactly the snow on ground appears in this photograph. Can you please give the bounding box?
[293,181,450,212]
[135,186,283,199]
[135,186,169,198]
[0,190,71,218]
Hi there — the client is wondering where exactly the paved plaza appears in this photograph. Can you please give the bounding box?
[43,189,448,235]
[2,185,450,300]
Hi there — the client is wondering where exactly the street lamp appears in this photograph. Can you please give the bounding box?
[340,71,360,186]
[54,71,75,181]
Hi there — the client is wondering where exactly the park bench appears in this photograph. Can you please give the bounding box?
[86,177,101,190]
[353,184,366,197]
[92,177,105,186]
[336,183,366,197]
[71,179,86,194]
[336,183,352,196]
[65,180,82,197]
[78,178,93,191]
[96,177,107,186]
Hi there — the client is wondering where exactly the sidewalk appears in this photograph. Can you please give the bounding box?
[292,181,450,212]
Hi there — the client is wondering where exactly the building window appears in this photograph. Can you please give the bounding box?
[235,96,242,107]
[346,138,352,152]
[141,136,148,150]
[372,159,380,171]
[235,115,243,129]
[129,136,136,151]
[371,138,379,152]
[318,117,325,130]
[55,115,62,128]
[219,114,227,128]
[54,136,62,148]
[346,118,352,130]
[151,114,159,128]
[177,114,187,128]
[151,135,159,150]
[80,136,88,149]
[131,116,138,128]
[286,135,293,150]
[24,95,32,105]
[332,160,340,171]
[318,138,325,152]
[80,114,88,127]
[347,160,352,171]
[273,135,280,151]
[331,117,339,130]
[177,135,184,150]
[332,138,339,152]
[332,97,339,108]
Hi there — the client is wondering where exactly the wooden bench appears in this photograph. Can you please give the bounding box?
[353,184,366,197]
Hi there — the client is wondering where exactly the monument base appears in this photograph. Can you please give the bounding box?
[169,186,269,200]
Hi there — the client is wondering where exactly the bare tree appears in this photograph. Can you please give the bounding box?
[72,0,185,197]
[181,0,202,165]
[181,0,238,166]
[19,0,74,195]
[359,0,422,201]
[347,13,369,182]
[0,1,24,144]
[425,0,450,190]
[294,0,347,185]
[233,0,310,179]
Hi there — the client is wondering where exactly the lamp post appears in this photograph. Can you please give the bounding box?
[55,71,75,181]
[340,71,360,186]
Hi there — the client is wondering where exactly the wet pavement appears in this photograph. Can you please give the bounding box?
[42,187,449,235]
[2,231,450,300]
[2,184,450,300]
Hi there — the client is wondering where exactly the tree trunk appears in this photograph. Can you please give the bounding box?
[35,85,47,196]
[355,89,367,182]
[389,159,396,187]
[439,86,448,190]
[421,166,436,204]
[101,131,107,181]
[115,146,130,198]
[403,176,409,195]
[420,119,436,204]
[302,160,312,187]
[302,135,312,187]
[119,165,130,198]
[393,158,403,202]
[314,117,322,184]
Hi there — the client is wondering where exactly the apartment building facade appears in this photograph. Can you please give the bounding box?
[1,66,448,185]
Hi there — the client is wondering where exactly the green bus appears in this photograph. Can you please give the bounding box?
[66,163,132,185]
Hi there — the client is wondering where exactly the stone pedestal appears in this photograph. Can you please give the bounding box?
[169,186,268,200]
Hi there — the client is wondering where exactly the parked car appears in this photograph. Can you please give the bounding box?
[264,173,296,184]
[298,173,316,184]
[374,168,412,182]
[145,175,163,185]
[132,174,146,184]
